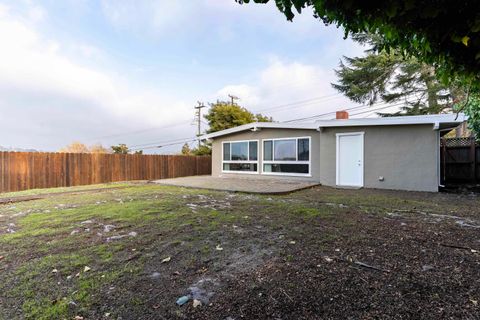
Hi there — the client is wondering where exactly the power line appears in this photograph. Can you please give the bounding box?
[130,138,197,151]
[272,95,344,112]
[87,120,192,141]
[284,93,420,123]
[283,103,376,123]
[130,102,407,152]
[130,136,197,148]
[120,92,417,151]
[349,103,404,117]
[255,93,342,113]
[86,93,342,143]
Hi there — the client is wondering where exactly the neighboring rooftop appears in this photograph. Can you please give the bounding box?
[200,113,467,140]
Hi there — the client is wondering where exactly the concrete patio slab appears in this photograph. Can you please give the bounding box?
[152,175,320,194]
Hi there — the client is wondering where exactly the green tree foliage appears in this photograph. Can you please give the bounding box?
[204,101,273,134]
[192,100,273,156]
[111,143,130,154]
[181,142,210,156]
[191,144,212,156]
[332,34,454,116]
[238,0,480,87]
[456,95,480,139]
[332,33,480,136]
[181,143,192,155]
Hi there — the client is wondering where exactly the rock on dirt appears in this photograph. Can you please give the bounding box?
[103,225,116,233]
[422,265,434,271]
[106,231,138,242]
[193,299,202,308]
[6,223,15,233]
[187,278,218,304]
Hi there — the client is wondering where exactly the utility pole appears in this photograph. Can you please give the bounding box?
[228,94,239,106]
[194,101,206,148]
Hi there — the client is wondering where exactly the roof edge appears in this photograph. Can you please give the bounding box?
[200,113,467,140]
[199,122,318,140]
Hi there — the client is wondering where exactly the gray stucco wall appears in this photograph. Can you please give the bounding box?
[210,124,440,192]
[319,125,439,192]
[211,128,320,182]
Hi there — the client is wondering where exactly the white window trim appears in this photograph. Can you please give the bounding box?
[222,140,259,174]
[335,132,364,187]
[261,136,311,177]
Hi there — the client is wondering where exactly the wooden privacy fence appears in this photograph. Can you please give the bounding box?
[0,152,211,193]
[440,137,479,184]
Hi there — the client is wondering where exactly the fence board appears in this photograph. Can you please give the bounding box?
[0,152,211,193]
[441,137,479,184]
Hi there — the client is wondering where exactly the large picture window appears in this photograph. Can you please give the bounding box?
[263,137,311,176]
[222,140,258,173]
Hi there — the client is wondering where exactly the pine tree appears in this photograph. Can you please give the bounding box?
[332,34,456,116]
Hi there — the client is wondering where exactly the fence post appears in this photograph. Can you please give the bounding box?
[441,139,446,185]
[471,138,477,183]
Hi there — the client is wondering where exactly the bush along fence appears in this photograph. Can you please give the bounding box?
[0,152,211,193]
[440,137,479,184]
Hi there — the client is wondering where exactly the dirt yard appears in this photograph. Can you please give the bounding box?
[0,183,479,320]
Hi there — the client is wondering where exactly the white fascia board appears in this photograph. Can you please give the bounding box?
[315,113,467,128]
[199,122,318,140]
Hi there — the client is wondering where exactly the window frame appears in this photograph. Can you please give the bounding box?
[222,140,259,174]
[262,136,311,177]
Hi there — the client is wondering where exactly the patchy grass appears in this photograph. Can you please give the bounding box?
[0,184,479,319]
[0,182,133,198]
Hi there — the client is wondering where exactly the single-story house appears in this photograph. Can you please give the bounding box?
[200,112,467,192]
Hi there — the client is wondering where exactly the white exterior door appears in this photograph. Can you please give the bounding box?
[336,132,364,187]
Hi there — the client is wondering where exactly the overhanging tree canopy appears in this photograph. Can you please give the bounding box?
[238,0,480,84]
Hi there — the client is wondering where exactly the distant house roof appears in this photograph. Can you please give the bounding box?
[200,113,467,140]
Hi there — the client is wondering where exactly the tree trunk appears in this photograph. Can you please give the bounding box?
[422,65,440,113]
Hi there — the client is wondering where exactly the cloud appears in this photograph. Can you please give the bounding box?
[26,1,46,22]
[215,57,357,121]
[100,0,194,36]
[0,4,195,151]
[99,0,337,41]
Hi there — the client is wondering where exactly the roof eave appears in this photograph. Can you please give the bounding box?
[199,114,468,140]
[199,122,319,140]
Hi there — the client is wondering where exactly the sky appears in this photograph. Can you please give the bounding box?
[0,0,371,153]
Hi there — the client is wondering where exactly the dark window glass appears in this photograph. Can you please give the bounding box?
[223,143,230,161]
[298,138,309,161]
[249,141,258,161]
[263,140,273,161]
[223,163,257,172]
[263,163,309,174]
[274,139,296,161]
[231,142,248,161]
